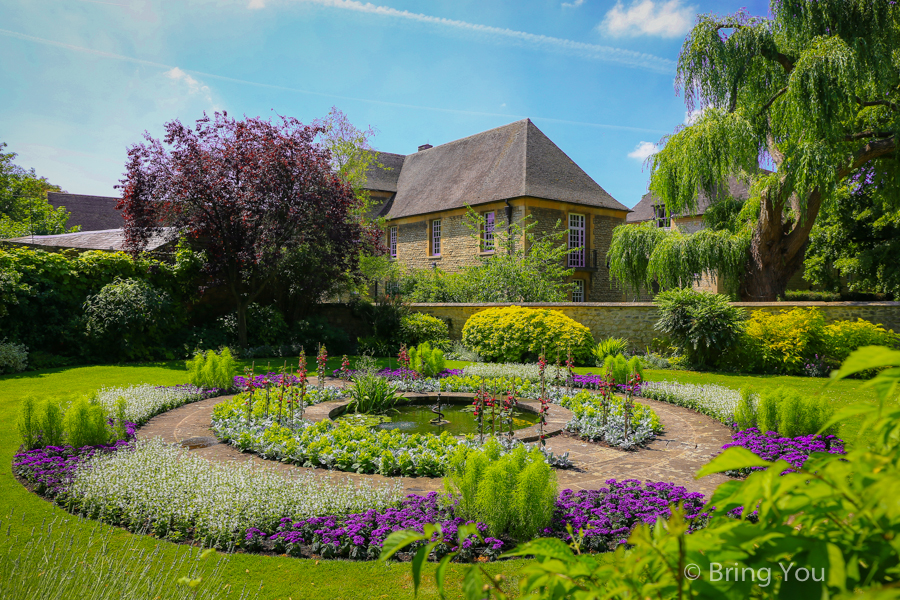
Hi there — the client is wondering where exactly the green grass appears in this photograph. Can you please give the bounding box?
[0,360,531,600]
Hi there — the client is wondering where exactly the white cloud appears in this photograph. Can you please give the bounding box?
[684,107,704,125]
[165,67,212,102]
[600,0,695,38]
[248,0,266,8]
[628,141,658,161]
[562,0,586,8]
[261,0,675,74]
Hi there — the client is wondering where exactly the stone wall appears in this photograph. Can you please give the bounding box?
[410,302,900,348]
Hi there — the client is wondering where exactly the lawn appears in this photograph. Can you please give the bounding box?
[0,356,876,598]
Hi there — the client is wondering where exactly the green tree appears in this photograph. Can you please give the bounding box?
[804,172,900,297]
[0,142,74,238]
[609,1,900,300]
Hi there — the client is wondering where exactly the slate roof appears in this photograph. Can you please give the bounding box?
[47,192,123,231]
[364,119,628,219]
[3,228,172,252]
[627,176,757,223]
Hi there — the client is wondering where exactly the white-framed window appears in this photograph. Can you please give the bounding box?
[431,219,441,256]
[568,213,585,267]
[389,226,397,258]
[482,211,495,252]
[654,205,671,229]
[572,279,585,302]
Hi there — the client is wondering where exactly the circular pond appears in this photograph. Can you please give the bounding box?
[333,399,541,436]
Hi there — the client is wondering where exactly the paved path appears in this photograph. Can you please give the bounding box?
[137,378,732,497]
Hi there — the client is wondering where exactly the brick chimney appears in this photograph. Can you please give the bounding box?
[417,143,433,152]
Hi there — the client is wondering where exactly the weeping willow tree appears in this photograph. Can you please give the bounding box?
[609,0,900,300]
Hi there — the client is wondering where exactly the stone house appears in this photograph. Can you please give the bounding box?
[363,119,630,302]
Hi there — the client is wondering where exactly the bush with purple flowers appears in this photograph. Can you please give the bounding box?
[546,480,708,551]
[722,427,846,475]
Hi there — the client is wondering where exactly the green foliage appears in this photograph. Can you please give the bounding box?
[0,141,73,238]
[220,303,289,347]
[17,396,38,450]
[591,337,629,365]
[63,397,110,448]
[754,386,836,437]
[346,373,403,414]
[40,399,65,448]
[399,312,449,348]
[444,440,557,541]
[734,308,898,374]
[654,289,746,368]
[733,387,757,430]
[186,348,237,391]
[83,278,178,361]
[402,210,576,303]
[408,342,445,377]
[0,338,27,373]
[0,247,199,358]
[462,306,595,364]
[601,354,644,385]
[805,180,900,297]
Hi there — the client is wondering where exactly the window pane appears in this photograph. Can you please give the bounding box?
[389,226,397,258]
[432,219,441,256]
[572,279,585,302]
[483,211,494,251]
[568,214,585,267]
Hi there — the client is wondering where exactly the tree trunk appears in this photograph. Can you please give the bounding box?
[237,300,249,348]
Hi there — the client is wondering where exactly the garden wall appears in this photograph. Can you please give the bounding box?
[409,302,900,348]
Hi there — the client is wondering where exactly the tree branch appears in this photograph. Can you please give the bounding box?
[837,136,897,180]
[758,87,788,117]
[843,130,895,142]
[856,97,900,112]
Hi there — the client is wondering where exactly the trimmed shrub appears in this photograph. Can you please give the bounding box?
[186,347,237,391]
[591,337,629,365]
[462,306,594,364]
[654,289,745,368]
[399,312,450,348]
[737,307,826,375]
[0,338,28,373]
[445,440,557,541]
[83,278,177,361]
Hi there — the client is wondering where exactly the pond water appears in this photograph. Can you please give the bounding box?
[366,403,540,436]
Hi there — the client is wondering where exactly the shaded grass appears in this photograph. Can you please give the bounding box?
[0,361,532,600]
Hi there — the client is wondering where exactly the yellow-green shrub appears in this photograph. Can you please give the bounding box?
[737,308,826,375]
[461,306,594,364]
[822,318,898,363]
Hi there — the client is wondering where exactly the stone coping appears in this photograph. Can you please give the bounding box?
[304,393,572,443]
[409,301,900,307]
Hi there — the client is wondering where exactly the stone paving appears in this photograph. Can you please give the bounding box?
[137,377,732,497]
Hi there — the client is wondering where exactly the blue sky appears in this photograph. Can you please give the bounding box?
[0,0,769,208]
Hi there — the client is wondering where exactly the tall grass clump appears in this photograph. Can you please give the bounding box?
[755,387,836,437]
[346,373,403,414]
[445,439,556,541]
[186,347,237,390]
[17,396,39,450]
[64,397,110,448]
[41,398,65,447]
[409,342,445,377]
[601,354,644,384]
[732,387,757,430]
[592,337,630,365]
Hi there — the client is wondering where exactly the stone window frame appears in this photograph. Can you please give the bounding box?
[389,226,397,258]
[430,219,442,257]
[572,278,585,302]
[481,210,495,253]
[567,212,586,268]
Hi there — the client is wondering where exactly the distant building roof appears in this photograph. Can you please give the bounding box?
[364,119,628,219]
[47,192,123,231]
[3,228,172,252]
[627,176,759,223]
